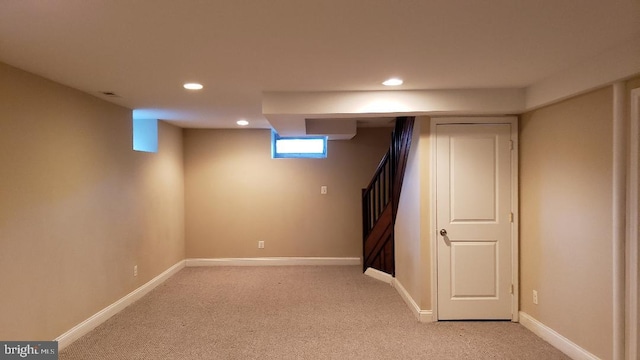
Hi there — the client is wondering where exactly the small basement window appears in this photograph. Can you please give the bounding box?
[133,118,158,153]
[271,131,327,159]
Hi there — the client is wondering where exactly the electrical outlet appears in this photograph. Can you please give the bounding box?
[134,265,138,277]
[258,241,264,249]
[320,186,328,195]
[533,290,538,305]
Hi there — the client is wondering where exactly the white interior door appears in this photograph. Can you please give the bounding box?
[436,123,514,320]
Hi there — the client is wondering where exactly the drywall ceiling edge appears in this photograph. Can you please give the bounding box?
[525,35,640,111]
[264,88,525,136]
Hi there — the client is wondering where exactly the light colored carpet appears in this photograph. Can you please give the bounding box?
[60,266,569,359]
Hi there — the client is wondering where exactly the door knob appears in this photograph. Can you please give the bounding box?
[440,229,447,236]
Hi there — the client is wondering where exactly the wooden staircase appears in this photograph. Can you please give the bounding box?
[362,117,415,275]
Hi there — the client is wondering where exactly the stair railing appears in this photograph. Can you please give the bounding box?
[361,116,414,275]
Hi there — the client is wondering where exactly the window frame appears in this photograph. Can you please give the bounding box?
[271,131,328,159]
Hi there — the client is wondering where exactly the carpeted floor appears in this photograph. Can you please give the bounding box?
[60,266,569,359]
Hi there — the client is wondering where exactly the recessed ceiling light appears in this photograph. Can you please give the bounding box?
[382,78,403,86]
[237,120,249,126]
[183,83,203,90]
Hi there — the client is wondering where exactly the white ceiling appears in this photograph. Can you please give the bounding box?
[1,0,639,130]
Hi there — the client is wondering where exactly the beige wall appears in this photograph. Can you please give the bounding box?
[394,117,432,310]
[627,75,640,93]
[0,62,185,340]
[520,86,614,359]
[184,128,390,258]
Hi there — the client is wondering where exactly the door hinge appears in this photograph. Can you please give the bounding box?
[509,212,514,223]
[509,140,514,150]
[510,284,514,294]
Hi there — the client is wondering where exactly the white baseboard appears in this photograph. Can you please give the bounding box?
[364,267,393,284]
[392,278,433,323]
[185,257,361,267]
[55,260,185,350]
[519,312,600,360]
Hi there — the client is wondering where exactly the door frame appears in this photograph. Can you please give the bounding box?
[627,87,640,359]
[430,116,519,322]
